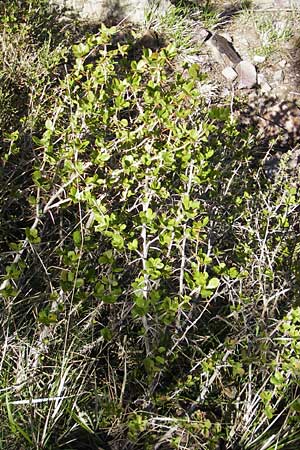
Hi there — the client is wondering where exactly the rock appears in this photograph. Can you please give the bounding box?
[219,32,233,43]
[222,66,238,81]
[261,81,272,93]
[250,0,274,7]
[258,99,300,145]
[205,33,241,66]
[253,55,266,64]
[196,28,211,42]
[252,0,300,7]
[275,0,300,7]
[278,59,287,68]
[49,0,170,24]
[236,60,257,89]
[273,69,284,82]
[257,74,272,92]
[263,154,281,179]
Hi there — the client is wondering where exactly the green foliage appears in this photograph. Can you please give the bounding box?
[1,5,300,450]
[33,27,220,342]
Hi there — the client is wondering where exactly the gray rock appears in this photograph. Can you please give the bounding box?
[273,69,284,82]
[222,66,238,81]
[279,59,287,68]
[257,74,272,92]
[236,60,257,89]
[205,33,241,66]
[253,55,266,64]
[275,0,300,6]
[49,0,170,24]
[252,0,300,7]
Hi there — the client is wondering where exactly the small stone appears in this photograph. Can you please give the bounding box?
[236,60,257,89]
[253,55,266,64]
[206,33,241,66]
[222,66,238,81]
[273,69,283,82]
[278,59,287,68]
[295,50,300,60]
[257,74,272,92]
[257,73,265,85]
[275,0,300,7]
[288,148,300,170]
[240,38,248,46]
[196,28,211,43]
[285,42,294,51]
[261,81,272,93]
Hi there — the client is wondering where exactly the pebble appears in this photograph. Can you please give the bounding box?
[257,73,265,85]
[273,69,283,82]
[261,81,272,93]
[222,66,238,81]
[253,55,266,64]
[236,60,257,89]
[278,59,287,68]
[257,74,272,92]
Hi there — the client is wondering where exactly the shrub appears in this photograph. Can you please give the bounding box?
[1,17,300,450]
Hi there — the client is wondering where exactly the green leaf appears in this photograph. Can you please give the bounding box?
[206,278,220,290]
[155,355,165,365]
[260,390,273,403]
[94,282,104,298]
[200,288,213,299]
[188,63,199,79]
[145,208,156,222]
[128,239,138,251]
[111,233,124,250]
[45,119,54,131]
[182,194,190,210]
[208,106,230,121]
[73,230,82,247]
[122,155,134,168]
[25,227,41,244]
[75,278,84,288]
[291,399,300,412]
[144,357,155,374]
[270,371,285,386]
[103,293,118,304]
[73,42,91,57]
[193,271,208,287]
[38,308,57,325]
[6,396,33,443]
[101,327,113,341]
[136,59,146,72]
[228,267,239,279]
[98,250,114,264]
[264,405,274,420]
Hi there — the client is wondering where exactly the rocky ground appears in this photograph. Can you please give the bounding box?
[197,1,300,101]
[183,0,300,174]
